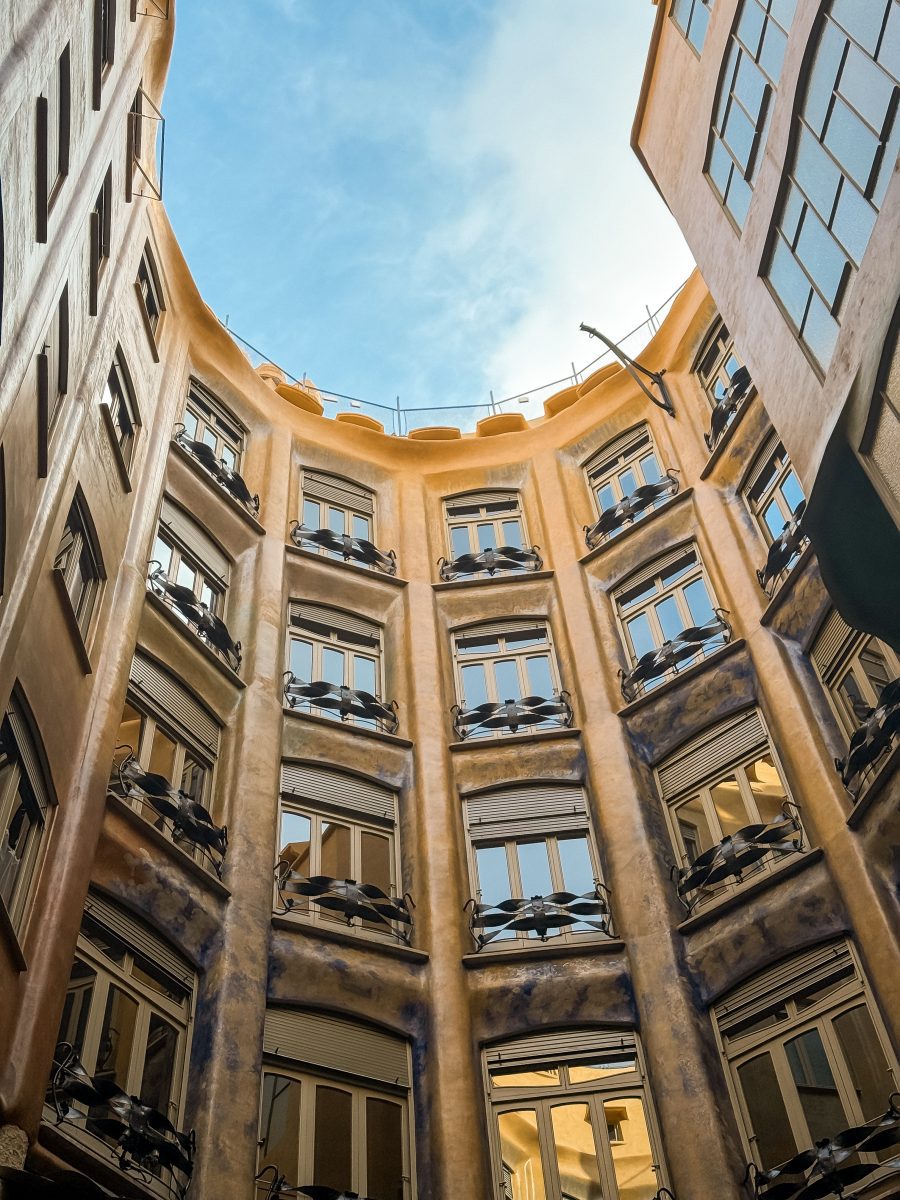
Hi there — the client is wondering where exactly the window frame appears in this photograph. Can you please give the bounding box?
[670,0,714,54]
[287,607,385,727]
[583,426,670,536]
[135,240,165,346]
[695,318,748,410]
[112,695,215,818]
[443,490,528,564]
[182,380,245,474]
[743,435,806,548]
[37,284,70,476]
[101,347,141,473]
[36,45,71,240]
[812,612,900,746]
[451,620,563,738]
[92,0,117,109]
[300,469,376,556]
[151,528,225,619]
[88,167,113,316]
[53,489,105,641]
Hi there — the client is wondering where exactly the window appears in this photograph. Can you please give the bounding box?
[150,497,228,619]
[88,167,112,316]
[696,318,747,408]
[101,347,139,470]
[53,490,104,639]
[444,490,526,563]
[182,380,244,473]
[287,603,387,729]
[766,0,900,366]
[136,242,165,342]
[36,45,71,240]
[485,1029,666,1200]
[745,436,805,544]
[583,426,675,548]
[300,468,375,550]
[92,0,116,108]
[257,1008,413,1200]
[0,687,55,936]
[713,941,898,1174]
[707,1,798,227]
[452,621,563,738]
[37,284,70,476]
[671,0,713,53]
[811,607,900,743]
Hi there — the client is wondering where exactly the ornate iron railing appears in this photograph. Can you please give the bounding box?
[47,1043,195,1200]
[757,502,808,597]
[275,863,414,943]
[147,563,242,671]
[452,691,573,739]
[255,1168,381,1199]
[467,883,614,949]
[112,751,227,877]
[744,1092,900,1200]
[289,521,397,575]
[438,543,543,581]
[584,472,679,551]
[283,671,399,734]
[619,610,731,702]
[0,1165,130,1198]
[671,803,804,914]
[173,424,259,515]
[704,365,753,451]
[835,677,900,798]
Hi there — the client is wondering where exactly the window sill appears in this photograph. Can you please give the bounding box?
[759,543,817,627]
[699,392,756,480]
[144,590,246,688]
[462,935,624,968]
[134,281,161,363]
[579,490,694,568]
[285,541,405,585]
[271,913,428,964]
[616,638,746,718]
[847,743,900,830]
[282,704,413,748]
[677,848,824,936]
[51,567,94,674]
[449,726,581,753]
[433,569,554,592]
[99,402,134,494]
[0,895,27,972]
[169,439,265,535]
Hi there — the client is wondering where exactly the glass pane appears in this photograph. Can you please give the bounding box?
[764,500,787,540]
[175,559,197,593]
[328,506,345,536]
[738,1053,797,1169]
[460,662,489,710]
[502,520,523,550]
[56,959,97,1059]
[525,655,553,700]
[626,612,657,660]
[859,641,892,699]
[619,468,638,498]
[314,1086,353,1191]
[494,659,523,703]
[569,1054,637,1083]
[450,525,471,559]
[290,638,313,682]
[780,470,804,514]
[551,1104,602,1199]
[838,669,870,724]
[257,1074,301,1188]
[151,535,173,576]
[655,594,684,642]
[604,1098,658,1200]
[557,838,594,897]
[279,811,312,874]
[597,483,617,512]
[220,445,236,472]
[179,755,205,802]
[182,410,198,439]
[353,655,377,696]
[201,427,217,452]
[113,702,143,776]
[93,985,138,1088]
[366,1097,404,1200]
[710,775,752,837]
[497,1109,546,1200]
[476,844,511,904]
[675,796,716,862]
[320,822,352,880]
[147,727,178,784]
[492,1066,561,1088]
[744,755,787,824]
[640,453,662,485]
[477,523,495,552]
[303,498,321,529]
[832,1005,893,1123]
[683,577,715,627]
[352,514,370,542]
[140,1013,178,1113]
[322,646,346,686]
[361,832,392,894]
[131,958,186,1004]
[517,841,554,903]
[785,1028,846,1143]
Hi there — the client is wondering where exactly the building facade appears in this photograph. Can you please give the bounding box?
[0,4,898,1200]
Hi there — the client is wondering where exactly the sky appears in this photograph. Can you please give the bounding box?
[162,1,695,427]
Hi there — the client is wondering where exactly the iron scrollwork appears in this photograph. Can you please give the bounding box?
[255,1169,380,1199]
[438,544,543,581]
[275,863,414,943]
[756,502,808,596]
[619,610,732,702]
[283,672,399,734]
[147,563,242,670]
[289,521,397,576]
[835,676,900,798]
[584,472,679,551]
[467,883,614,948]
[704,364,753,451]
[452,691,573,740]
[47,1043,195,1200]
[744,1092,900,1200]
[173,423,259,514]
[671,803,804,914]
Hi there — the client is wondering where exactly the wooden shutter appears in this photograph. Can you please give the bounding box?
[811,608,856,681]
[263,1008,410,1088]
[466,784,587,840]
[5,691,56,813]
[485,1029,637,1071]
[281,762,396,824]
[35,96,49,243]
[584,427,651,480]
[129,650,220,754]
[84,889,195,989]
[302,469,374,516]
[615,544,697,600]
[159,496,229,580]
[289,601,380,647]
[36,352,49,478]
[656,709,767,800]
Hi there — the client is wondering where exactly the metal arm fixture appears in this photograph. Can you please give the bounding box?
[289,520,397,575]
[275,862,414,943]
[757,502,808,596]
[584,471,679,550]
[835,676,900,797]
[255,1171,381,1200]
[47,1043,195,1200]
[173,424,259,515]
[438,543,543,581]
[467,883,614,948]
[452,691,573,739]
[579,323,675,415]
[704,364,753,451]
[283,671,400,734]
[671,803,804,913]
[619,610,731,702]
[147,562,242,671]
[744,1092,900,1200]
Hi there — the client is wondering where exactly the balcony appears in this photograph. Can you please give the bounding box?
[584,473,679,551]
[438,543,543,582]
[467,883,614,949]
[452,691,573,740]
[289,520,397,575]
[147,565,242,671]
[704,365,753,452]
[283,672,400,735]
[835,677,900,798]
[173,424,259,515]
[756,502,808,597]
[46,1042,195,1200]
[619,610,732,702]
[671,803,804,915]
[274,864,414,943]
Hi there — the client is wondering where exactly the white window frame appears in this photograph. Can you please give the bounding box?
[287,606,385,727]
[300,469,376,549]
[811,609,900,746]
[444,491,528,562]
[112,695,214,815]
[182,381,245,474]
[151,527,225,618]
[695,318,747,409]
[101,347,140,469]
[671,0,713,53]
[452,622,563,738]
[744,435,806,547]
[53,491,105,638]
[136,241,165,338]
[584,426,668,524]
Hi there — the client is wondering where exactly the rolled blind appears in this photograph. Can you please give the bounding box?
[656,709,767,800]
[263,1008,410,1088]
[811,608,856,681]
[129,651,220,755]
[454,620,548,644]
[445,490,520,513]
[466,784,587,840]
[289,600,380,647]
[159,497,229,580]
[281,762,396,824]
[584,427,651,480]
[486,1029,637,1071]
[5,692,56,812]
[84,889,195,990]
[743,431,781,496]
[615,544,697,599]
[302,469,374,516]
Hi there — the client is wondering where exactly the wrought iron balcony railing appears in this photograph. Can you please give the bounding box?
[438,543,543,581]
[619,610,732,702]
[671,803,804,914]
[835,677,900,798]
[289,521,397,575]
[275,862,414,943]
[0,1164,126,1198]
[255,1168,383,1200]
[744,1092,900,1200]
[283,671,400,734]
[704,364,753,451]
[147,564,242,671]
[467,883,614,949]
[584,472,679,551]
[452,691,573,740]
[757,502,808,597]
[47,1042,195,1200]
[112,751,227,877]
[173,424,259,515]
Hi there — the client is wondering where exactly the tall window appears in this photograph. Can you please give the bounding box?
[182,381,244,473]
[36,45,71,239]
[444,490,526,563]
[287,602,384,726]
[453,621,561,734]
[713,941,898,1173]
[485,1029,666,1200]
[0,687,55,935]
[811,607,900,742]
[707,0,798,226]
[101,348,140,471]
[696,318,747,408]
[53,490,104,639]
[136,242,165,341]
[92,0,116,108]
[745,435,805,544]
[584,426,671,546]
[151,497,228,619]
[301,469,375,549]
[88,167,112,316]
[256,1008,413,1200]
[766,0,900,366]
[112,699,213,822]
[671,0,714,53]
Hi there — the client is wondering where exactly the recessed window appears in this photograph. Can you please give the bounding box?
[88,167,112,316]
[101,347,140,470]
[744,434,808,594]
[53,490,104,639]
[583,426,676,549]
[182,380,244,472]
[696,318,747,407]
[707,0,798,227]
[445,490,525,562]
[92,0,116,108]
[126,86,165,202]
[37,284,70,476]
[765,0,900,366]
[36,45,71,240]
[300,468,375,550]
[135,241,165,342]
[152,528,223,618]
[671,0,714,53]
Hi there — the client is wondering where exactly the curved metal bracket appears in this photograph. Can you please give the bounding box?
[579,322,675,416]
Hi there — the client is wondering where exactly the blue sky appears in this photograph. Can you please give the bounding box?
[163,1,694,426]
